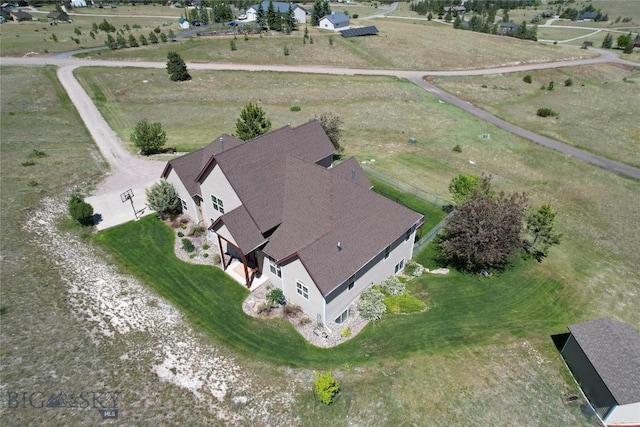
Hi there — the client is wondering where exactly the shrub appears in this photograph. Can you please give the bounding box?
[290,105,301,112]
[203,253,209,258]
[256,301,271,314]
[384,293,427,314]
[299,317,311,326]
[523,75,532,84]
[145,179,181,217]
[177,231,184,237]
[547,81,555,91]
[28,180,38,187]
[283,304,301,317]
[379,276,405,296]
[314,371,340,405]
[452,144,462,153]
[564,78,573,87]
[21,160,36,167]
[188,225,206,237]
[28,149,47,158]
[537,108,559,118]
[202,243,210,250]
[284,45,290,56]
[266,287,285,305]
[340,327,351,337]
[230,39,237,51]
[352,13,359,19]
[68,193,94,226]
[212,253,221,265]
[407,261,427,277]
[181,238,195,253]
[358,287,386,320]
[189,253,196,259]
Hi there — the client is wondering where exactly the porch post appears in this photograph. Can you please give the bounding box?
[217,234,227,270]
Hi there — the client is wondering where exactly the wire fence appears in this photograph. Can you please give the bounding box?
[361,165,452,208]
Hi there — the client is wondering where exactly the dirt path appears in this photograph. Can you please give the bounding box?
[3,49,639,186]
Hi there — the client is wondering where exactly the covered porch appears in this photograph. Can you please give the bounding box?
[224,259,269,289]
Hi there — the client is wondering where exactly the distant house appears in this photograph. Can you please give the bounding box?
[47,11,70,22]
[319,12,349,31]
[161,120,424,326]
[560,319,640,425]
[8,10,31,22]
[443,6,466,14]
[71,0,87,7]
[246,1,307,24]
[178,16,190,29]
[579,11,598,21]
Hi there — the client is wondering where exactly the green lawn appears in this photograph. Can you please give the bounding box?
[94,215,576,368]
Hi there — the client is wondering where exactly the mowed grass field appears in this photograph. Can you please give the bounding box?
[431,64,640,167]
[81,18,597,70]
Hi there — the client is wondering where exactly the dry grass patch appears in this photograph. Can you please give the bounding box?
[432,64,640,167]
[84,18,596,70]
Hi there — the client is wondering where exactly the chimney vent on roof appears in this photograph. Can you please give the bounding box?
[220,137,224,151]
[337,242,342,251]
[351,169,356,180]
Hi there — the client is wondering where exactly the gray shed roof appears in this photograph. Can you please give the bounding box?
[568,318,640,405]
[322,13,349,25]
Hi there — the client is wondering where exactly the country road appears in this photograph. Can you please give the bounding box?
[3,50,639,183]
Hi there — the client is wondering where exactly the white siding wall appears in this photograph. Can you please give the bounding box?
[325,228,418,324]
[606,402,640,425]
[165,170,201,223]
[293,8,306,24]
[280,259,325,325]
[199,163,242,227]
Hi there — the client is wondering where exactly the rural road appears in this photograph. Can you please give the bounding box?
[3,48,639,182]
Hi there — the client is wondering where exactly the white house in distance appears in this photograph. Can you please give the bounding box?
[319,12,350,31]
[560,318,640,426]
[161,120,424,326]
[245,1,307,24]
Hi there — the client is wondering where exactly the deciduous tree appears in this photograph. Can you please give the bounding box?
[131,119,167,155]
[234,102,272,141]
[437,188,528,273]
[318,112,344,153]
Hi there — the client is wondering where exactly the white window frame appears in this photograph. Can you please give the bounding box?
[211,195,224,214]
[296,280,309,300]
[395,259,405,274]
[406,228,412,241]
[335,308,350,324]
[384,245,390,260]
[268,257,281,278]
[179,197,188,211]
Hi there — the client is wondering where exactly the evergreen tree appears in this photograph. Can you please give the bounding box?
[139,34,148,46]
[145,180,182,218]
[256,3,266,29]
[116,33,127,49]
[523,203,562,262]
[148,31,159,44]
[234,102,272,141]
[128,34,139,48]
[311,0,322,26]
[166,51,191,82]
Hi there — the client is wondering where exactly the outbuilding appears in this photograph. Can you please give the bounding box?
[560,318,640,426]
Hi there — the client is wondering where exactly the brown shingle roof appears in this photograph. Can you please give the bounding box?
[331,157,372,189]
[212,120,335,232]
[568,318,640,405]
[161,134,243,197]
[264,156,423,296]
[212,205,267,253]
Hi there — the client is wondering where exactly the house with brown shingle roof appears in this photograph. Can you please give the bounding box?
[161,120,424,325]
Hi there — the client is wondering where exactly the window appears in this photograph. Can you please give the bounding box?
[395,259,405,274]
[179,197,188,211]
[296,281,308,300]
[211,195,224,214]
[269,258,281,278]
[384,245,390,260]
[347,274,355,291]
[335,308,350,324]
[406,228,412,241]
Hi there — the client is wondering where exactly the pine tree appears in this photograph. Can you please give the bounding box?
[601,33,613,48]
[234,102,272,141]
[128,34,139,48]
[166,51,191,82]
[256,3,266,30]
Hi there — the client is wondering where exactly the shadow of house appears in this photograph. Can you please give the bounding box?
[558,319,640,426]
